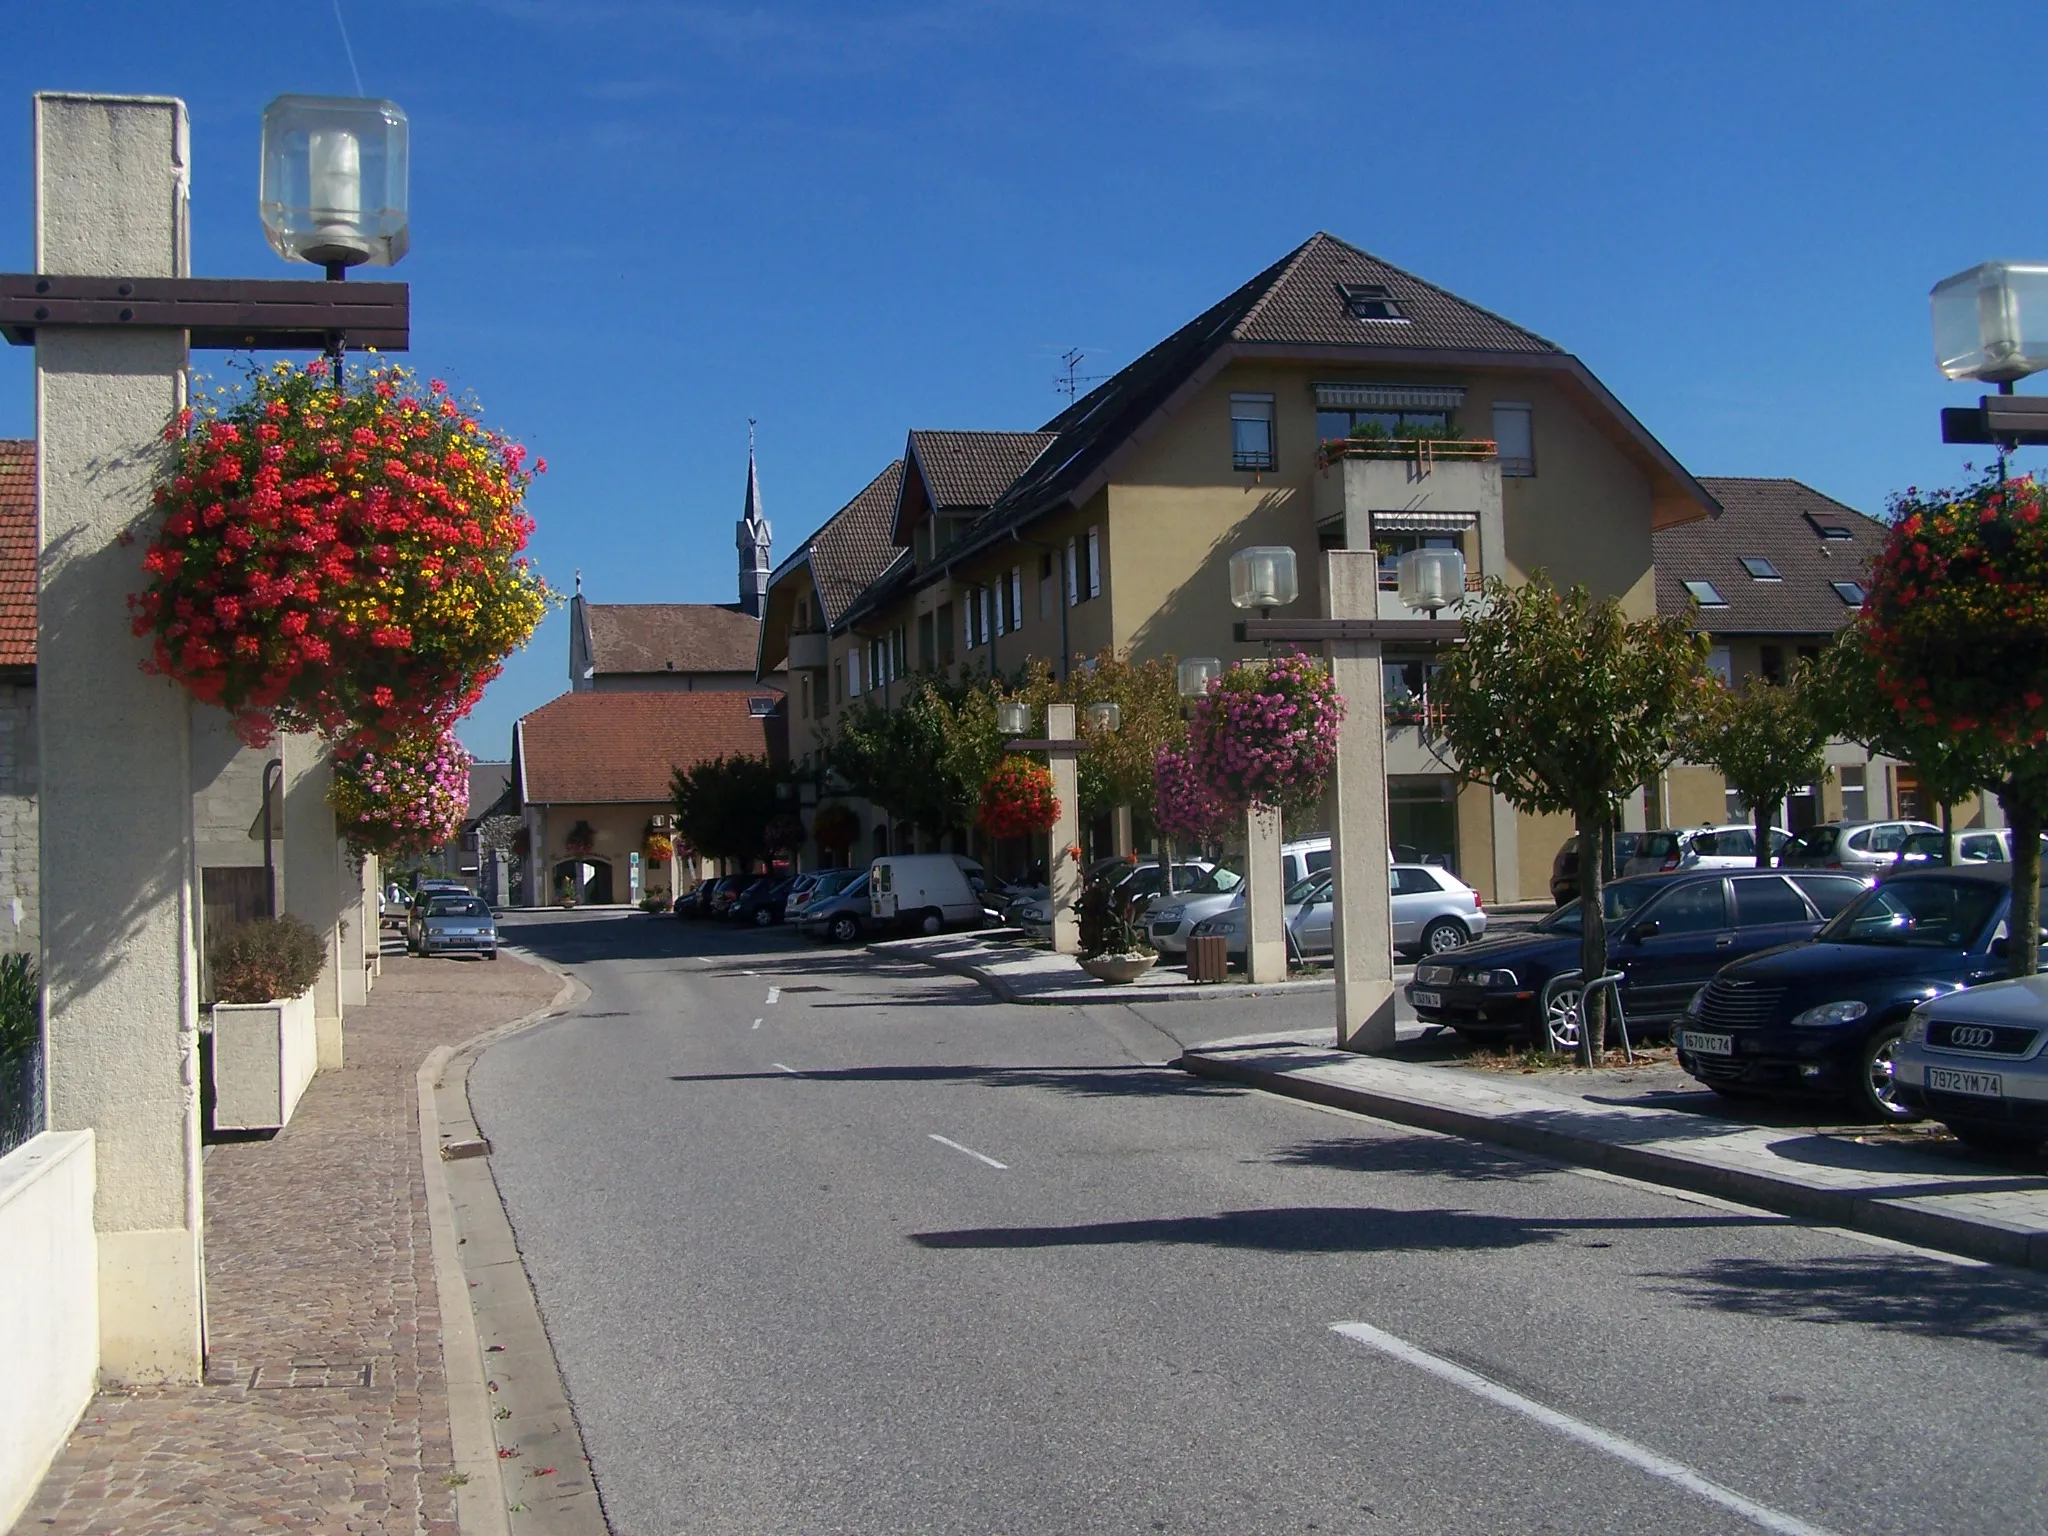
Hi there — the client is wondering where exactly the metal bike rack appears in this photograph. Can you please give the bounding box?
[1539,968,1634,1063]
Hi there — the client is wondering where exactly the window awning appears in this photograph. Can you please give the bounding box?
[1369,510,1478,534]
[1315,382,1467,411]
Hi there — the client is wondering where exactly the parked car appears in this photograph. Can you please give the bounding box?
[1409,869,1871,1047]
[381,884,411,928]
[785,868,862,923]
[870,854,985,936]
[1622,825,1791,878]
[414,894,497,960]
[706,875,750,918]
[405,879,471,950]
[1894,974,2048,1153]
[1775,819,1941,871]
[1893,827,2045,867]
[1189,864,1487,962]
[732,876,796,926]
[796,872,872,943]
[1144,866,1247,956]
[1550,832,1642,906]
[1675,864,2038,1120]
[1108,861,1215,909]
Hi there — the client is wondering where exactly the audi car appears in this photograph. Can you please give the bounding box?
[1892,975,2048,1154]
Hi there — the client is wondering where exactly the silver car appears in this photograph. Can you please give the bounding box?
[1144,866,1247,955]
[1190,865,1486,960]
[416,894,497,960]
[1894,972,2048,1154]
[1777,819,1942,871]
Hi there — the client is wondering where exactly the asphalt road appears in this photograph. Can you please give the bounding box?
[471,908,2048,1536]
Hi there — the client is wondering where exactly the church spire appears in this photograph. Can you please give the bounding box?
[736,418,771,617]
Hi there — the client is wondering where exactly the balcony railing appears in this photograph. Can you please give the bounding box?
[1319,436,1497,471]
[786,631,829,671]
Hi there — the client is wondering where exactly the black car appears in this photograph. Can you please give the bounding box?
[1675,864,2043,1121]
[1408,868,1871,1046]
[731,876,796,926]
[1549,832,1642,906]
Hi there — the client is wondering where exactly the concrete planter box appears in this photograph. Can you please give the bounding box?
[210,991,318,1132]
[1079,953,1158,985]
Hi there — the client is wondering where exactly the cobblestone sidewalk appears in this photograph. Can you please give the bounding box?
[20,953,563,1535]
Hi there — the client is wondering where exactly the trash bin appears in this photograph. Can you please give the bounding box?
[1187,934,1229,984]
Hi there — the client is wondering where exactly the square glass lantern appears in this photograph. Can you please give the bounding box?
[260,95,410,269]
[1228,546,1298,611]
[1397,546,1465,614]
[1931,261,2048,384]
[1176,657,1221,698]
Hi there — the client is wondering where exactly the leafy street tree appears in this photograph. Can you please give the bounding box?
[829,682,987,842]
[1680,669,1831,867]
[671,753,779,868]
[1053,651,1187,828]
[1431,575,1709,1060]
[1861,473,2048,976]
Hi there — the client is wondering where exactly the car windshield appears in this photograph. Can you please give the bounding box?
[1285,872,1332,904]
[1538,883,1660,935]
[428,897,489,918]
[1185,867,1243,895]
[1634,832,1679,861]
[841,875,869,899]
[1819,879,2004,948]
[1783,826,1839,858]
[811,871,855,896]
[1897,832,1947,859]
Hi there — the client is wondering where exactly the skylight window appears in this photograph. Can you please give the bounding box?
[1804,510,1854,540]
[1831,581,1867,606]
[1339,283,1407,322]
[1683,580,1728,606]
[1738,556,1781,580]
[747,696,777,717]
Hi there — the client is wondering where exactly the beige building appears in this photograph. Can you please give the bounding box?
[759,233,1722,899]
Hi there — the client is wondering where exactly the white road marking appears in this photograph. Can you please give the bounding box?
[765,987,780,1004]
[772,1062,798,1075]
[751,1018,763,1030]
[928,1134,1007,1170]
[1331,1322,1838,1536]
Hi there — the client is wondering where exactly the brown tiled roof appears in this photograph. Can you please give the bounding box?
[0,441,34,668]
[584,602,761,676]
[805,461,904,628]
[516,690,778,804]
[908,430,1057,514]
[1657,478,1890,636]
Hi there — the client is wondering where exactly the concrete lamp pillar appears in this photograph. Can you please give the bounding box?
[34,92,204,1384]
[1323,550,1398,1051]
[281,733,345,1068]
[1047,704,1081,955]
[337,838,368,1009]
[1242,804,1287,983]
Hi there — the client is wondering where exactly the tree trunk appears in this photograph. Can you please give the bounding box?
[1162,837,1177,898]
[2003,786,2042,980]
[1600,821,1616,885]
[1753,794,1777,869]
[1575,809,1608,1064]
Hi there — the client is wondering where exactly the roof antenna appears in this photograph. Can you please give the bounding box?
[1055,348,1109,402]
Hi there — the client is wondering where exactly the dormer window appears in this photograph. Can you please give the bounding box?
[1340,283,1407,322]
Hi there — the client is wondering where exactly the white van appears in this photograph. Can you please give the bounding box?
[870,854,985,935]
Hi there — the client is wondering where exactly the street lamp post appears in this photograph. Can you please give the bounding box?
[1933,261,2048,469]
[1228,548,1299,983]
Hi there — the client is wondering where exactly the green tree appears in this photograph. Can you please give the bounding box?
[1680,669,1831,867]
[671,753,779,867]
[1053,650,1188,825]
[1430,575,1708,1060]
[829,681,987,841]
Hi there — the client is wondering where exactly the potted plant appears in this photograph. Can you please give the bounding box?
[207,916,326,1132]
[977,757,1059,839]
[556,873,578,908]
[1075,878,1156,984]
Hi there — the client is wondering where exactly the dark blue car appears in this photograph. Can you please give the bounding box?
[1675,864,2045,1121]
[1408,868,1870,1046]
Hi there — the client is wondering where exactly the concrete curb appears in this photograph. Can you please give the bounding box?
[872,937,1337,1007]
[1181,1046,2048,1272]
[418,960,611,1535]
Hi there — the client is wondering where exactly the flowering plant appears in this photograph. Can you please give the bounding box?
[1865,473,2048,752]
[763,812,807,852]
[1186,652,1345,815]
[564,820,596,856]
[329,728,471,857]
[644,833,675,864]
[811,804,859,852]
[977,758,1059,838]
[131,359,554,746]
[1152,743,1234,843]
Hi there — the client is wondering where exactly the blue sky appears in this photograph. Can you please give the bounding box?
[5,2,2044,758]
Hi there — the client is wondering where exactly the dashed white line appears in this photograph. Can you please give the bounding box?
[751,1018,763,1030]
[772,1062,798,1075]
[1330,1322,1839,1536]
[928,1134,1007,1170]
[765,986,780,1004]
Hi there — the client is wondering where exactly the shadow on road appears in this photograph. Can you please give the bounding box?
[1649,1254,2048,1360]
[909,1203,1776,1254]
[666,1062,1248,1099]
[1265,1134,1547,1184]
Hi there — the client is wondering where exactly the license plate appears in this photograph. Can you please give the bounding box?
[1411,989,1443,1009]
[1928,1066,2002,1098]
[1679,1030,1734,1057]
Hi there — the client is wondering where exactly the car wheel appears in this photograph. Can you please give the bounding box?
[753,906,774,927]
[1421,919,1468,956]
[1856,1022,1919,1122]
[829,914,861,944]
[918,908,944,937]
[1950,1123,2046,1155]
[486,950,498,961]
[1543,984,1583,1053]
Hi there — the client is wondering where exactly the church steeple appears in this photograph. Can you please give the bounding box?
[736,419,771,618]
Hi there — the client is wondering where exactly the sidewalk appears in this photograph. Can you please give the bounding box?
[1181,1032,2048,1270]
[874,930,1347,1005]
[21,954,565,1535]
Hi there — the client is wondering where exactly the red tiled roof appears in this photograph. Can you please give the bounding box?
[516,690,777,805]
[0,441,34,668]
[584,602,763,676]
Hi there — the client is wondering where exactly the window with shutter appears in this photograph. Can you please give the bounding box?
[1010,567,1023,629]
[1086,526,1101,598]
[1492,403,1534,477]
[1066,538,1078,606]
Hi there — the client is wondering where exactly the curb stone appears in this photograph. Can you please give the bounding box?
[419,955,612,1535]
[871,935,1338,1007]
[1181,1042,2048,1272]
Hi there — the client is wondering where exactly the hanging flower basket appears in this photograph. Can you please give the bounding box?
[1187,652,1345,816]
[977,758,1059,839]
[511,827,531,857]
[811,804,859,852]
[130,359,555,746]
[329,728,472,857]
[563,820,596,856]
[763,812,807,852]
[1152,743,1233,844]
[645,833,674,864]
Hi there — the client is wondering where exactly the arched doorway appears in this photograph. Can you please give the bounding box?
[551,858,614,904]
